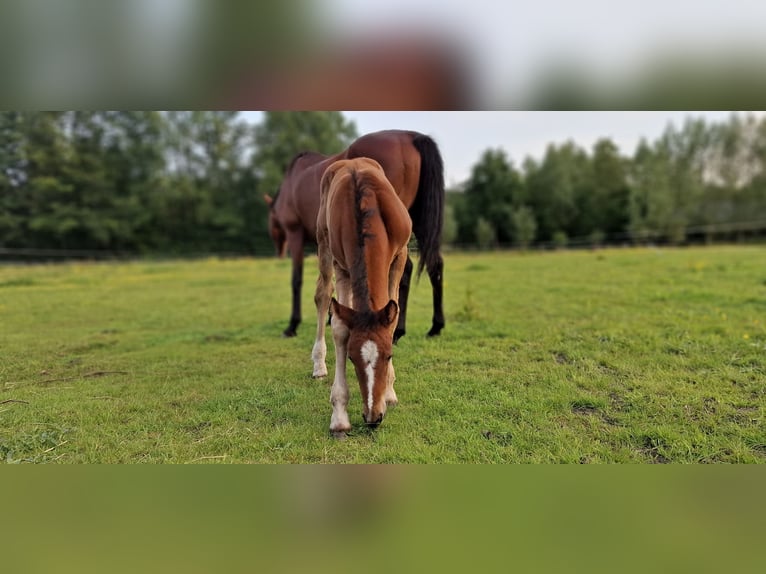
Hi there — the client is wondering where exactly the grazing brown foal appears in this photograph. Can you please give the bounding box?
[312,158,412,437]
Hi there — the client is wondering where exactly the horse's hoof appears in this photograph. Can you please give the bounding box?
[282,330,297,338]
[426,327,442,337]
[393,328,405,344]
[312,370,328,379]
[330,430,349,440]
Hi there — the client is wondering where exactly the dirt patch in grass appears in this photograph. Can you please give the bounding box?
[482,430,513,446]
[751,444,766,459]
[572,403,599,415]
[639,435,671,464]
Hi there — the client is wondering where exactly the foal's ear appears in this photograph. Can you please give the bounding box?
[330,298,356,327]
[378,300,399,327]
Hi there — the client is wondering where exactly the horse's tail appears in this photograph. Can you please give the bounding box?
[410,133,445,278]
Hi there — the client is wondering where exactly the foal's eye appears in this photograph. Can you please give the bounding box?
[386,355,393,362]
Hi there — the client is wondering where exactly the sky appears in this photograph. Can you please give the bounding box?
[338,111,758,187]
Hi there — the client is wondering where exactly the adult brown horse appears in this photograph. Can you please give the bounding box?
[311,158,412,435]
[265,130,445,342]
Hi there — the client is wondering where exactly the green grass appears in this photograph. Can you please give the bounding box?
[1,247,765,463]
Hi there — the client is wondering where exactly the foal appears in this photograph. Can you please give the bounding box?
[311,158,412,437]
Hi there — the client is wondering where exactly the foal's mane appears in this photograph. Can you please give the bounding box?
[350,168,380,314]
[284,150,325,174]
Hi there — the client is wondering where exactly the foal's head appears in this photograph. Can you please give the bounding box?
[331,297,398,427]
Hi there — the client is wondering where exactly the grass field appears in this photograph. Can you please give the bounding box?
[1,246,765,463]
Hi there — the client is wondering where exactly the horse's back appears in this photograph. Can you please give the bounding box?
[280,153,336,239]
[346,131,422,208]
[279,131,425,239]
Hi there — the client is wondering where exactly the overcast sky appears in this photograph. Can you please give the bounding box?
[321,0,766,108]
[340,111,758,187]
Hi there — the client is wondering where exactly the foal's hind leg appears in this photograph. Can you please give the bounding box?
[312,236,334,378]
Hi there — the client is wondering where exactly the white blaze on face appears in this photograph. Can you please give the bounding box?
[360,340,379,412]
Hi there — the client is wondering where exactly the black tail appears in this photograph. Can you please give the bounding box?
[410,134,445,278]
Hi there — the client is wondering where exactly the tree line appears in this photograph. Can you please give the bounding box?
[0,111,357,257]
[2,112,765,259]
[449,113,766,249]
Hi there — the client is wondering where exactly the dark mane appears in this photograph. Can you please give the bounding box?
[350,169,377,312]
[284,151,325,174]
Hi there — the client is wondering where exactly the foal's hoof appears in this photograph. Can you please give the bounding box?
[330,430,349,440]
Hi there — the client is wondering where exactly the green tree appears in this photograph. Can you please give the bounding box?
[64,112,114,248]
[661,118,711,243]
[442,203,458,246]
[589,138,630,236]
[700,113,765,237]
[552,230,568,249]
[525,141,589,242]
[158,111,255,253]
[628,138,673,242]
[741,115,766,227]
[475,217,496,250]
[510,205,537,249]
[0,111,26,246]
[101,111,167,251]
[20,112,76,249]
[460,148,524,245]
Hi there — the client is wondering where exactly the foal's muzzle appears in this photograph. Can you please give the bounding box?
[363,412,384,428]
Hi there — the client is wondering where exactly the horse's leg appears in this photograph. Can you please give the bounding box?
[385,247,407,405]
[283,231,304,337]
[386,361,398,406]
[336,266,353,310]
[394,256,413,344]
[311,236,334,378]
[427,253,445,337]
[329,270,352,437]
[388,248,408,333]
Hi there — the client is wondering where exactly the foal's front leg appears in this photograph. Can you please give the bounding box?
[329,316,351,437]
[386,247,407,405]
